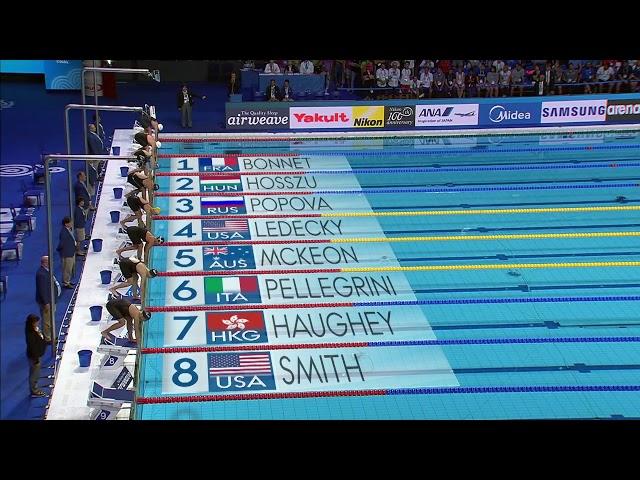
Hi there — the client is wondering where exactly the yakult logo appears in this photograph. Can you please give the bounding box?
[289,107,353,129]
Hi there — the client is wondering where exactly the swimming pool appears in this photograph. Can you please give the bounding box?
[135,129,640,419]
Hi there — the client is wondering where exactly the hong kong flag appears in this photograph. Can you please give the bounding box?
[206,311,267,344]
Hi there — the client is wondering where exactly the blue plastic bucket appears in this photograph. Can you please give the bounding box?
[100,270,112,284]
[113,187,123,199]
[112,146,121,156]
[92,238,103,252]
[90,305,103,322]
[110,211,120,223]
[78,350,92,367]
[120,166,128,177]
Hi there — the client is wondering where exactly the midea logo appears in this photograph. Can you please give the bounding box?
[489,105,531,123]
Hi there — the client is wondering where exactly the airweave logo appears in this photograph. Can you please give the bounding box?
[226,106,290,130]
[353,106,384,128]
[415,104,479,126]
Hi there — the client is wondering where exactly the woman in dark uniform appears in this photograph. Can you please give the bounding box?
[26,314,48,397]
[120,192,160,229]
[102,297,152,343]
[108,256,158,300]
[116,226,164,262]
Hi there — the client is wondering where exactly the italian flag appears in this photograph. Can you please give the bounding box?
[205,276,258,294]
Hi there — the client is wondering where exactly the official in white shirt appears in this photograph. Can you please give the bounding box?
[299,60,315,75]
[264,60,281,74]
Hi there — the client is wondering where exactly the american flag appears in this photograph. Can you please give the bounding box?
[202,219,249,232]
[204,246,228,256]
[209,353,272,376]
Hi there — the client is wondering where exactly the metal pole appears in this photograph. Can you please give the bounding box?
[45,157,57,353]
[64,107,74,221]
[81,66,88,157]
[64,104,144,220]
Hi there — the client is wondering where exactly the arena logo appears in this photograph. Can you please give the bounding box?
[385,106,415,126]
[606,100,640,122]
[226,106,289,130]
[415,104,479,126]
[541,100,607,123]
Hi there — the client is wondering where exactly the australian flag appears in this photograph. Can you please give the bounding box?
[203,245,256,271]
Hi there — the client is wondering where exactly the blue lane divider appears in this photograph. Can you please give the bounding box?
[373,198,640,210]
[399,251,640,263]
[372,336,640,347]
[387,385,640,395]
[313,183,639,195]
[361,177,640,189]
[386,223,640,236]
[354,296,640,307]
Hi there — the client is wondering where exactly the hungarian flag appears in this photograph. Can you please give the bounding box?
[200,174,242,191]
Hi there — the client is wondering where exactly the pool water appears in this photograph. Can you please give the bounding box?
[136,130,640,419]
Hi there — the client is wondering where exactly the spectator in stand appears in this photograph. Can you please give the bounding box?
[26,314,48,397]
[531,64,545,96]
[465,69,478,98]
[432,75,448,98]
[510,63,525,96]
[280,79,294,101]
[486,66,499,97]
[581,62,595,93]
[264,60,281,74]
[409,75,421,98]
[563,63,579,94]
[375,62,389,88]
[265,79,280,102]
[335,60,345,87]
[596,61,615,93]
[492,59,505,74]
[74,197,87,257]
[228,72,240,96]
[35,256,59,342]
[499,64,511,97]
[551,60,564,95]
[454,65,466,98]
[477,63,487,97]
[388,61,401,92]
[345,60,359,91]
[616,60,632,93]
[283,62,296,74]
[299,60,314,75]
[419,66,433,98]
[56,216,77,289]
[400,61,413,92]
[629,61,639,92]
[361,64,376,100]
[438,59,451,76]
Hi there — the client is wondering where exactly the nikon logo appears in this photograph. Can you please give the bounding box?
[354,118,383,127]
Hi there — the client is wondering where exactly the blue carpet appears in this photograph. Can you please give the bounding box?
[0,78,228,419]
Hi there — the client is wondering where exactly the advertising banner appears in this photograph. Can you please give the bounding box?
[415,103,479,127]
[226,105,290,130]
[479,103,540,126]
[606,99,640,123]
[540,99,607,123]
[289,106,353,129]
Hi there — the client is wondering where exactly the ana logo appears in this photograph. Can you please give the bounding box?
[418,106,454,117]
[489,105,532,123]
[207,351,276,392]
[206,311,267,344]
[352,106,384,128]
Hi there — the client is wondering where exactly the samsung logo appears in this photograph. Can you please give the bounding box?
[542,105,606,118]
